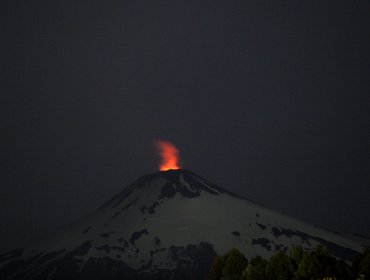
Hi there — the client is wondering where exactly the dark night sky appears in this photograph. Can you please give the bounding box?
[0,0,369,252]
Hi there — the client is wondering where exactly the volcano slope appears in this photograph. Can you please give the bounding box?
[0,170,366,280]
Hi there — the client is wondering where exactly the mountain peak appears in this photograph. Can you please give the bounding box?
[101,169,232,210]
[0,169,365,280]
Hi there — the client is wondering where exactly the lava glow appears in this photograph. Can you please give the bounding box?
[155,140,181,171]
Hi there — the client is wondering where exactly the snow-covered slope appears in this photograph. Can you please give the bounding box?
[0,170,366,280]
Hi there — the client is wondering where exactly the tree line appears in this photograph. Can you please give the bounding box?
[206,245,370,280]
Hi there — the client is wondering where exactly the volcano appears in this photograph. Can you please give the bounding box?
[0,170,367,280]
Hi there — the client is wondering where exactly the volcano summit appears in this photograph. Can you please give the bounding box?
[0,170,366,280]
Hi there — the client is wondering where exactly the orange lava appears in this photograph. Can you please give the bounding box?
[155,140,181,171]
